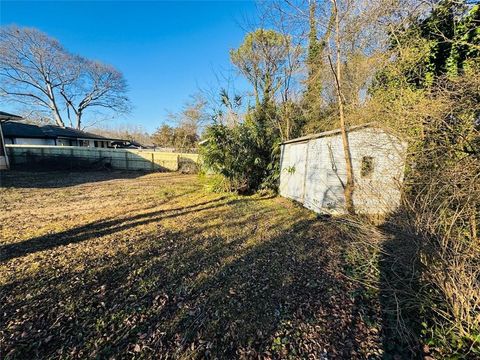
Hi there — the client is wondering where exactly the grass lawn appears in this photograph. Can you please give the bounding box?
[0,171,384,359]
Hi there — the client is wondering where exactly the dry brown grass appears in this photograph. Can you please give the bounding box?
[0,171,389,359]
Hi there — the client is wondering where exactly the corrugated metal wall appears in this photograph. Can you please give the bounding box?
[280,127,407,215]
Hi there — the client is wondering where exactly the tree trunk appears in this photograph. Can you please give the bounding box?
[254,79,260,109]
[76,111,83,130]
[332,0,355,215]
[46,82,65,127]
[50,101,65,127]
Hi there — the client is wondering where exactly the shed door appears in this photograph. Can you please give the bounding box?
[279,142,308,202]
[304,138,346,213]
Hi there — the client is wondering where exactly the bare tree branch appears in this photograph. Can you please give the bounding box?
[0,26,131,129]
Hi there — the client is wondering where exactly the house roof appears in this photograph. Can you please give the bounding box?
[0,111,23,121]
[281,123,377,145]
[41,125,117,140]
[2,121,46,138]
[1,121,125,141]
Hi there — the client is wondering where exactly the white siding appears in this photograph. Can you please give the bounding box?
[304,135,346,213]
[14,137,55,146]
[349,128,406,214]
[280,127,407,215]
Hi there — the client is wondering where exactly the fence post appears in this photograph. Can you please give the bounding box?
[8,147,14,167]
[125,151,129,170]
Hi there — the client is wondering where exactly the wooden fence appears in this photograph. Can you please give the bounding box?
[5,145,199,172]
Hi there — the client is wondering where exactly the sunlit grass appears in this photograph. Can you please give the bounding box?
[0,171,383,359]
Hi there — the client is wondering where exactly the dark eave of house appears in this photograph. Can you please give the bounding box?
[41,125,121,141]
[0,111,23,121]
[2,121,48,139]
[2,121,126,142]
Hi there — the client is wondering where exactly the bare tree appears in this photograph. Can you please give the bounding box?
[165,94,207,150]
[0,26,74,127]
[92,123,153,146]
[327,0,356,214]
[273,15,304,140]
[0,26,130,129]
[60,59,130,129]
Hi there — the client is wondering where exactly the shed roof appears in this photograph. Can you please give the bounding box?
[2,121,124,141]
[282,123,376,145]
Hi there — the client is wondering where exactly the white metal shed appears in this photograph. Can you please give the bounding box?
[279,124,407,215]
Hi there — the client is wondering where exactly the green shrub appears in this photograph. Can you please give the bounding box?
[200,108,280,193]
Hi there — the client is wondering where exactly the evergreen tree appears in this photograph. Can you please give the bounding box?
[303,1,335,131]
[306,1,321,97]
[303,1,322,125]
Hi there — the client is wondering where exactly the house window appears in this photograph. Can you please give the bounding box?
[58,139,70,146]
[361,156,374,178]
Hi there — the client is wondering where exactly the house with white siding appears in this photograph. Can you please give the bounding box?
[2,121,124,148]
[279,123,408,215]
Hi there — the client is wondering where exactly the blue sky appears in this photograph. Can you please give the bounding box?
[0,1,257,132]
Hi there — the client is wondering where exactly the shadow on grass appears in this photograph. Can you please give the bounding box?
[0,200,382,358]
[0,170,149,189]
[0,195,236,262]
[379,209,424,359]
